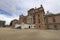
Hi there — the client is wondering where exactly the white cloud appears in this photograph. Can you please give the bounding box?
[0,0,60,25]
[0,14,19,25]
[43,0,60,13]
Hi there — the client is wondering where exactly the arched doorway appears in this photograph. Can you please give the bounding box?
[29,26,30,29]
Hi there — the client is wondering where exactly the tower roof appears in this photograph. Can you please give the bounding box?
[41,4,43,7]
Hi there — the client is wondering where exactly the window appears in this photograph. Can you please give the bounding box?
[39,26,40,28]
[38,15,40,17]
[39,19,40,23]
[53,17,56,22]
[38,15,40,23]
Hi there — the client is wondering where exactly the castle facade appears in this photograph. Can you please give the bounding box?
[11,5,60,29]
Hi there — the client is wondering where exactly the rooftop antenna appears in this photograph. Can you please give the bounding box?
[35,7,37,9]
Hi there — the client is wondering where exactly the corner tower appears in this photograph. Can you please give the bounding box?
[34,5,46,29]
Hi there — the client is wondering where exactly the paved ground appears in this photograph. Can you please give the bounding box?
[0,28,60,40]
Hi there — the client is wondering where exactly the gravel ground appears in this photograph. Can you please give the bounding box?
[0,28,60,40]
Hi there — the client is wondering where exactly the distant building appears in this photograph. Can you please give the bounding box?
[11,5,60,29]
[0,20,5,27]
[10,19,18,27]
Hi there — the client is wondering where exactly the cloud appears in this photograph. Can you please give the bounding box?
[0,14,19,25]
[0,0,60,25]
[43,0,60,13]
[0,14,12,25]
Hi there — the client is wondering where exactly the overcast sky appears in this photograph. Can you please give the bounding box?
[0,0,60,25]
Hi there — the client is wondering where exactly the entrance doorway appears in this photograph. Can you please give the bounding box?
[29,26,30,29]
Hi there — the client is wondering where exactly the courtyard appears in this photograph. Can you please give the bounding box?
[0,28,60,40]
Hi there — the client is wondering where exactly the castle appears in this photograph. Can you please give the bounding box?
[11,5,60,29]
